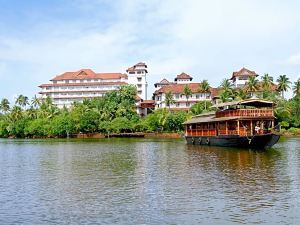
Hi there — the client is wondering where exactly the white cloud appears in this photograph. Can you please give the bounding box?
[1,0,300,99]
[283,53,300,65]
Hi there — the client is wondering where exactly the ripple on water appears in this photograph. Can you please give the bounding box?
[0,137,300,224]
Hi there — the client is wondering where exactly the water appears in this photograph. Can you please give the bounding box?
[0,137,299,225]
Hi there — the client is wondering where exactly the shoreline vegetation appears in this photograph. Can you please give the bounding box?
[1,74,300,139]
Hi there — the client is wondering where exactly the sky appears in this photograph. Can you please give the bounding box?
[0,0,300,102]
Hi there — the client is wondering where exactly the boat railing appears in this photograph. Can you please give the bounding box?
[186,129,217,136]
[216,109,273,118]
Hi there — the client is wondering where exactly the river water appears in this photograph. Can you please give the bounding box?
[0,137,299,225]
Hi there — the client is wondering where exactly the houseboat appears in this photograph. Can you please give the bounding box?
[183,99,280,149]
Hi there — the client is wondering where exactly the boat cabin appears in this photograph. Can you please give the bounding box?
[184,99,275,137]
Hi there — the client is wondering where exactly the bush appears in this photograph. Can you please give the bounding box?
[287,127,300,134]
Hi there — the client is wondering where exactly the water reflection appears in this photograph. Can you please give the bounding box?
[0,138,299,225]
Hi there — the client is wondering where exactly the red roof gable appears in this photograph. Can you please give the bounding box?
[231,67,258,80]
[126,62,148,72]
[175,72,193,81]
[51,69,127,81]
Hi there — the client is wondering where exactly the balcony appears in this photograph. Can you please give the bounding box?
[216,109,273,118]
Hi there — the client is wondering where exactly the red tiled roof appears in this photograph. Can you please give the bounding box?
[155,83,213,94]
[39,82,127,88]
[210,88,220,98]
[140,100,155,109]
[175,72,193,81]
[231,67,258,80]
[50,69,127,81]
[126,62,148,72]
[142,100,155,103]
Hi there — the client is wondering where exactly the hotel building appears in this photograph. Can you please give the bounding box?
[153,73,218,110]
[39,62,148,110]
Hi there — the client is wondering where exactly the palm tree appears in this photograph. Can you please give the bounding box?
[245,76,259,96]
[234,88,247,100]
[277,75,291,99]
[199,80,211,110]
[261,73,274,92]
[165,91,175,110]
[293,79,300,100]
[219,79,234,102]
[183,85,192,108]
[10,106,23,121]
[31,95,40,108]
[15,95,29,109]
[0,98,10,114]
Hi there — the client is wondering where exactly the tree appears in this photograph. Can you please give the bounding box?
[199,80,211,110]
[219,79,234,102]
[31,95,41,108]
[277,75,291,99]
[234,88,247,100]
[165,91,175,110]
[15,95,29,109]
[293,79,300,100]
[261,73,274,92]
[245,76,259,96]
[0,98,10,114]
[183,85,192,109]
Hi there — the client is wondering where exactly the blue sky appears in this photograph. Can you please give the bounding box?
[0,0,300,102]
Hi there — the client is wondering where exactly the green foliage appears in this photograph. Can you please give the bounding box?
[190,101,213,115]
[287,127,300,135]
[24,118,51,137]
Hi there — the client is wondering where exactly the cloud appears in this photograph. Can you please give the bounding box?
[1,0,300,100]
[283,53,300,65]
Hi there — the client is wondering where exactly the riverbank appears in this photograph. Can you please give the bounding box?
[74,132,182,139]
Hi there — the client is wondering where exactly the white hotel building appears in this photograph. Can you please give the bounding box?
[153,73,218,110]
[39,62,148,109]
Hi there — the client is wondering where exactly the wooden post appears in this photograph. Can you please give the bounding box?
[237,120,240,135]
[226,121,228,135]
[250,120,253,136]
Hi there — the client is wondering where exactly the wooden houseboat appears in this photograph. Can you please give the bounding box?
[183,99,280,149]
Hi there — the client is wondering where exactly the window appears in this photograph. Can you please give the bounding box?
[196,94,199,99]
[175,94,180,99]
[129,72,135,74]
[186,102,190,107]
[137,71,141,74]
[176,103,180,107]
[137,84,142,88]
[65,80,69,83]
[137,78,142,82]
[138,91,142,94]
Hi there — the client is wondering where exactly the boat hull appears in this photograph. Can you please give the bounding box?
[185,133,280,149]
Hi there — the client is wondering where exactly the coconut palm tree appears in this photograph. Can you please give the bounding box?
[183,85,192,108]
[165,91,175,110]
[234,88,247,100]
[0,98,10,114]
[15,95,29,109]
[261,73,274,92]
[31,95,40,108]
[277,75,291,99]
[219,79,234,102]
[245,76,259,96]
[199,80,211,110]
[10,106,23,121]
[293,78,300,100]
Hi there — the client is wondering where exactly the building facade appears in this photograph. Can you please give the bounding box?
[230,67,258,88]
[153,73,217,110]
[39,63,148,109]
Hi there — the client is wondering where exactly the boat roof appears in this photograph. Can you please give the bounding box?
[183,115,274,125]
[183,115,239,124]
[212,99,274,109]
